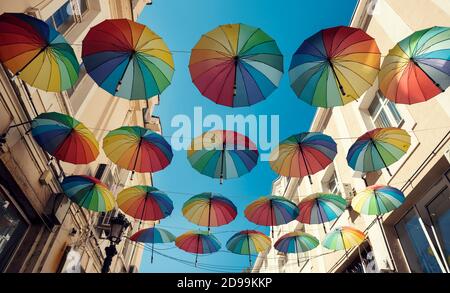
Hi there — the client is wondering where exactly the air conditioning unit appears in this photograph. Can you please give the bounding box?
[342,183,356,201]
[44,193,71,229]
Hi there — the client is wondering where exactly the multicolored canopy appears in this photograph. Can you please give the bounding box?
[269,132,337,184]
[103,126,173,176]
[117,185,173,221]
[289,26,380,107]
[0,13,79,92]
[31,112,99,164]
[379,26,450,104]
[189,23,283,107]
[82,19,174,100]
[297,193,348,233]
[187,130,259,184]
[274,231,319,266]
[226,230,271,266]
[346,127,411,175]
[244,196,299,237]
[182,192,237,230]
[130,227,176,263]
[322,226,365,253]
[61,175,115,212]
[352,185,405,216]
[175,230,221,266]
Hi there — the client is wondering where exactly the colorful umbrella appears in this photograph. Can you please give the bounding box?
[31,112,99,164]
[226,230,271,267]
[322,226,365,256]
[187,130,259,184]
[346,127,411,176]
[182,192,237,231]
[274,231,319,266]
[103,126,173,178]
[0,13,79,92]
[130,227,176,263]
[289,26,380,107]
[82,19,174,100]
[189,23,283,107]
[61,175,115,212]
[379,26,450,104]
[175,230,221,266]
[117,185,173,221]
[244,196,299,238]
[297,193,348,233]
[269,132,337,184]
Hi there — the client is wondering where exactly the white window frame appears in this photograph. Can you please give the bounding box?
[368,91,404,129]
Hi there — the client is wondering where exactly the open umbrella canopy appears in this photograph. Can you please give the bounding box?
[0,13,79,92]
[352,185,405,216]
[176,230,221,266]
[226,230,270,267]
[274,231,319,253]
[346,127,411,175]
[269,132,337,183]
[289,26,380,108]
[189,23,283,107]
[103,126,173,175]
[322,226,365,251]
[31,112,99,164]
[187,130,259,183]
[297,193,347,229]
[117,185,173,221]
[379,26,450,104]
[130,227,176,243]
[61,175,115,212]
[82,19,174,100]
[182,192,237,230]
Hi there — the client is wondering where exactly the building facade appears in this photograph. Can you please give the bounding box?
[253,0,450,273]
[0,0,157,272]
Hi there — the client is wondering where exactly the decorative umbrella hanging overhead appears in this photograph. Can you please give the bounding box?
[379,26,450,104]
[175,230,221,266]
[274,231,319,266]
[322,226,365,257]
[289,26,380,107]
[82,19,174,100]
[61,175,115,212]
[182,192,237,231]
[269,132,337,184]
[31,112,99,164]
[297,193,348,233]
[244,196,299,238]
[130,227,176,263]
[189,23,283,107]
[117,185,173,221]
[103,126,173,178]
[0,13,79,92]
[187,130,259,184]
[346,127,411,177]
[226,230,271,267]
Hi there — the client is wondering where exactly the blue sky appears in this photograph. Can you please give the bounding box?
[137,0,357,272]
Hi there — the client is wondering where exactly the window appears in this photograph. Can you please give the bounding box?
[45,1,75,33]
[368,91,403,128]
[327,170,341,195]
[66,64,86,97]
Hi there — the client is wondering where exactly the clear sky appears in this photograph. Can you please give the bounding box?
[137,0,357,273]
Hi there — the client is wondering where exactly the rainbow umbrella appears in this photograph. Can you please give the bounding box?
[31,112,99,164]
[379,26,450,104]
[187,130,259,184]
[244,196,299,238]
[189,23,283,107]
[269,132,337,184]
[61,175,115,212]
[175,230,221,266]
[182,192,237,231]
[0,13,79,92]
[117,185,173,221]
[346,127,411,176]
[322,226,365,256]
[274,231,319,266]
[226,230,271,267]
[289,26,380,107]
[130,227,175,263]
[82,19,174,100]
[297,193,348,233]
[103,126,173,178]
